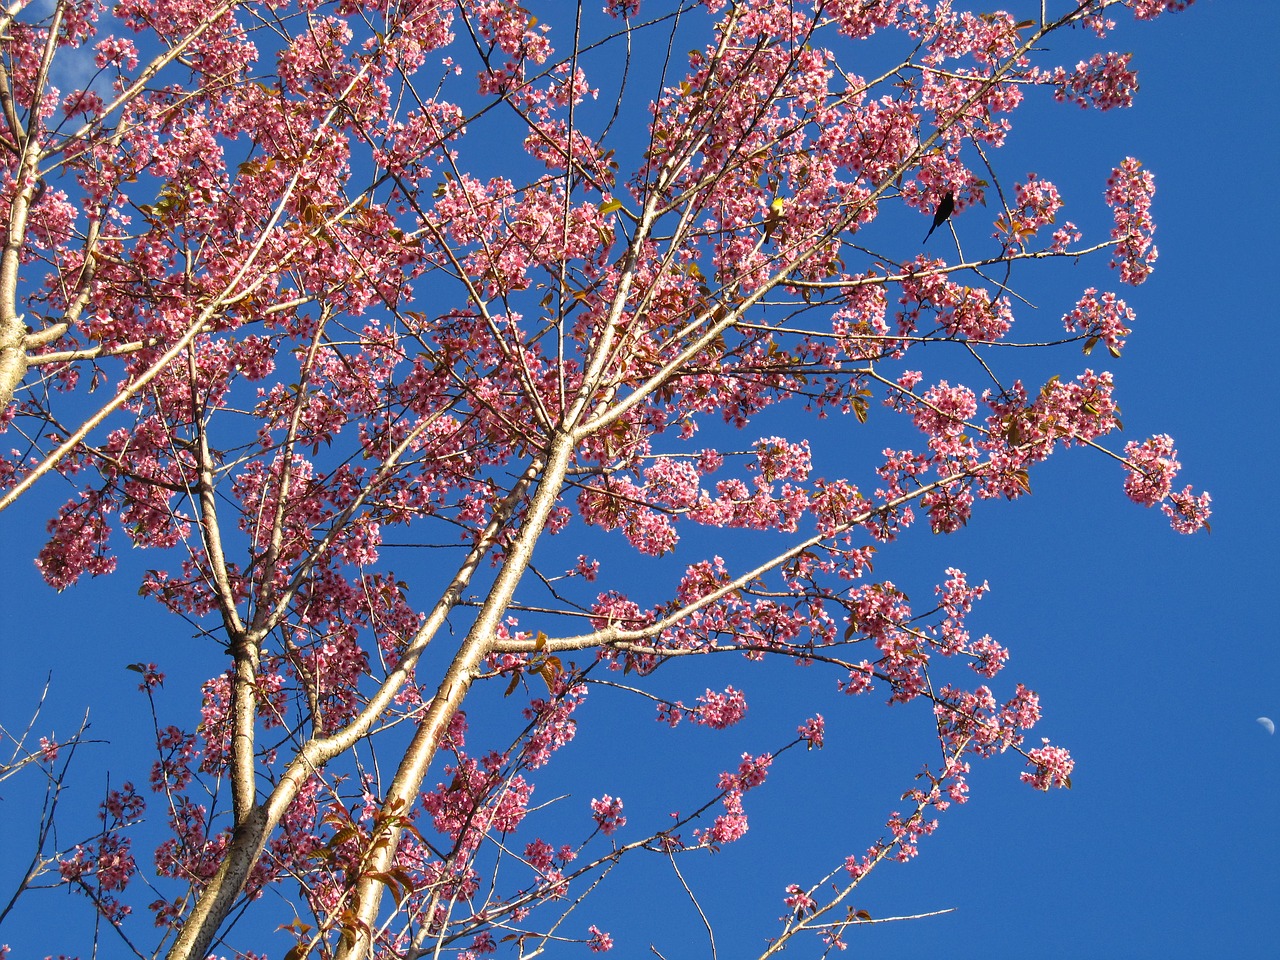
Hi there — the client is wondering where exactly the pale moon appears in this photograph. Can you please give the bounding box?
[1258,717,1275,736]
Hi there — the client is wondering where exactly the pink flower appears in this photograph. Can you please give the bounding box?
[574,555,599,581]
[1051,53,1139,111]
[797,714,825,748]
[587,925,614,952]
[524,838,555,871]
[693,686,747,729]
[590,795,626,836]
[1063,288,1134,354]
[1021,740,1075,791]
[605,1,640,19]
[784,883,816,915]
[132,662,166,692]
[1105,158,1158,285]
[94,36,139,70]
[735,752,773,790]
[1128,0,1194,20]
[1163,485,1212,534]
[1121,435,1213,534]
[839,661,876,696]
[996,175,1063,249]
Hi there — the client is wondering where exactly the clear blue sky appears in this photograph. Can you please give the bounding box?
[0,1,1275,958]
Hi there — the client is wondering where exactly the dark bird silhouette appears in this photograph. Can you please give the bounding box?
[923,191,955,244]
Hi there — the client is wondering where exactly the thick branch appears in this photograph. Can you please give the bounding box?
[163,456,543,960]
[334,430,582,959]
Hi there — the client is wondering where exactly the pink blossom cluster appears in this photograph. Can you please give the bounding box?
[701,686,747,732]
[1105,157,1159,284]
[808,478,869,537]
[886,807,938,861]
[36,491,117,591]
[590,795,626,836]
[150,725,198,793]
[897,268,1010,342]
[911,380,978,458]
[831,283,892,361]
[1049,52,1139,111]
[1063,287,1134,354]
[521,683,588,767]
[996,175,1064,252]
[587,924,615,952]
[985,369,1121,459]
[523,837,575,874]
[825,0,914,40]
[195,668,282,773]
[926,8,1026,67]
[838,661,876,696]
[933,682,1044,761]
[1123,434,1183,506]
[873,443,929,503]
[1128,0,1195,19]
[797,714,825,748]
[695,753,773,848]
[1021,740,1075,791]
[94,35,139,70]
[655,685,748,729]
[605,1,641,19]
[952,79,1020,149]
[578,475,679,556]
[783,883,817,916]
[967,635,1010,678]
[422,754,535,854]
[921,484,974,534]
[58,782,146,924]
[1123,435,1212,533]
[934,568,1010,676]
[152,796,225,906]
[1163,486,1212,535]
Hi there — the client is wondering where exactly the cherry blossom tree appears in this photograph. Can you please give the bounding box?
[0,0,1207,958]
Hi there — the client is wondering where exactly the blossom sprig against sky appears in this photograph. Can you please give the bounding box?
[0,1,1237,958]
[1105,157,1159,284]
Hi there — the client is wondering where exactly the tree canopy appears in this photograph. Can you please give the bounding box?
[0,2,1208,958]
